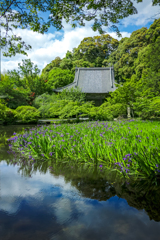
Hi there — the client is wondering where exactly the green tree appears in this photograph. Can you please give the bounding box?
[105,77,138,117]
[7,59,47,97]
[58,100,82,120]
[33,93,56,108]
[46,68,74,93]
[33,92,58,117]
[72,34,119,67]
[41,57,62,78]
[17,59,40,80]
[104,18,160,85]
[104,27,148,84]
[71,59,95,75]
[47,99,69,118]
[5,69,23,87]
[15,106,40,123]
[1,0,159,57]
[59,58,73,71]
[133,18,160,79]
[65,50,73,60]
[0,72,32,108]
[0,63,47,108]
[7,58,41,88]
[104,67,160,119]
[0,99,17,124]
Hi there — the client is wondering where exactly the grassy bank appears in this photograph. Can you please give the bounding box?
[7,119,160,182]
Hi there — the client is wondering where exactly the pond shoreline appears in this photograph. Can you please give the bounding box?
[1,116,160,125]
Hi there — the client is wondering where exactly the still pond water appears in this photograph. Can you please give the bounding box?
[0,124,160,240]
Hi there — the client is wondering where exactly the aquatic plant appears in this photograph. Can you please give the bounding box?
[0,132,7,144]
[7,119,160,182]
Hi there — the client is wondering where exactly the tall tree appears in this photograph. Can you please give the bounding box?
[7,58,41,87]
[0,73,31,109]
[134,18,160,75]
[4,59,47,102]
[41,57,62,77]
[1,0,160,57]
[104,27,148,84]
[72,34,119,66]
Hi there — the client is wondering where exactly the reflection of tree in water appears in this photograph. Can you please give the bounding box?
[71,177,116,201]
[5,156,160,222]
[114,180,160,222]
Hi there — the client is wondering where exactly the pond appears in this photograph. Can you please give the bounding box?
[0,124,160,240]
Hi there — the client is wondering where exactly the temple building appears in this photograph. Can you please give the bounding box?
[53,67,118,106]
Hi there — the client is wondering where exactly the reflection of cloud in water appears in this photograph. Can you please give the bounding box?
[0,161,80,214]
[52,198,72,224]
[61,197,160,240]
[0,197,21,215]
[0,161,160,240]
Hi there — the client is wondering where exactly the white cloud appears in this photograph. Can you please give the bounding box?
[121,0,160,27]
[0,161,80,214]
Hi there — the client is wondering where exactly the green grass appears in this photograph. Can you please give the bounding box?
[7,119,160,183]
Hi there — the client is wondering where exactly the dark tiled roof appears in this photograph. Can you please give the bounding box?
[53,67,118,93]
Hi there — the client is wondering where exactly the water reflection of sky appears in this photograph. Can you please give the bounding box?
[0,161,160,240]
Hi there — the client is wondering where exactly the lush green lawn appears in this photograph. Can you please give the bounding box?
[7,119,160,183]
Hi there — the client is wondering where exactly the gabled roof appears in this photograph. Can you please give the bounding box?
[53,67,118,93]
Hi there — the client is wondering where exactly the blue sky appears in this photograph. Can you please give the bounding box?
[1,0,160,75]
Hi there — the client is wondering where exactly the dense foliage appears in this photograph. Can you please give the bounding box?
[33,88,87,119]
[15,106,40,123]
[0,59,47,109]
[46,68,74,93]
[33,93,58,118]
[0,100,16,124]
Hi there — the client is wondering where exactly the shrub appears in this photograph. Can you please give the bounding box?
[58,100,81,119]
[99,102,127,118]
[132,97,160,120]
[0,102,16,124]
[33,93,58,118]
[88,107,114,121]
[33,93,57,109]
[48,100,70,118]
[79,101,127,121]
[15,106,40,123]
